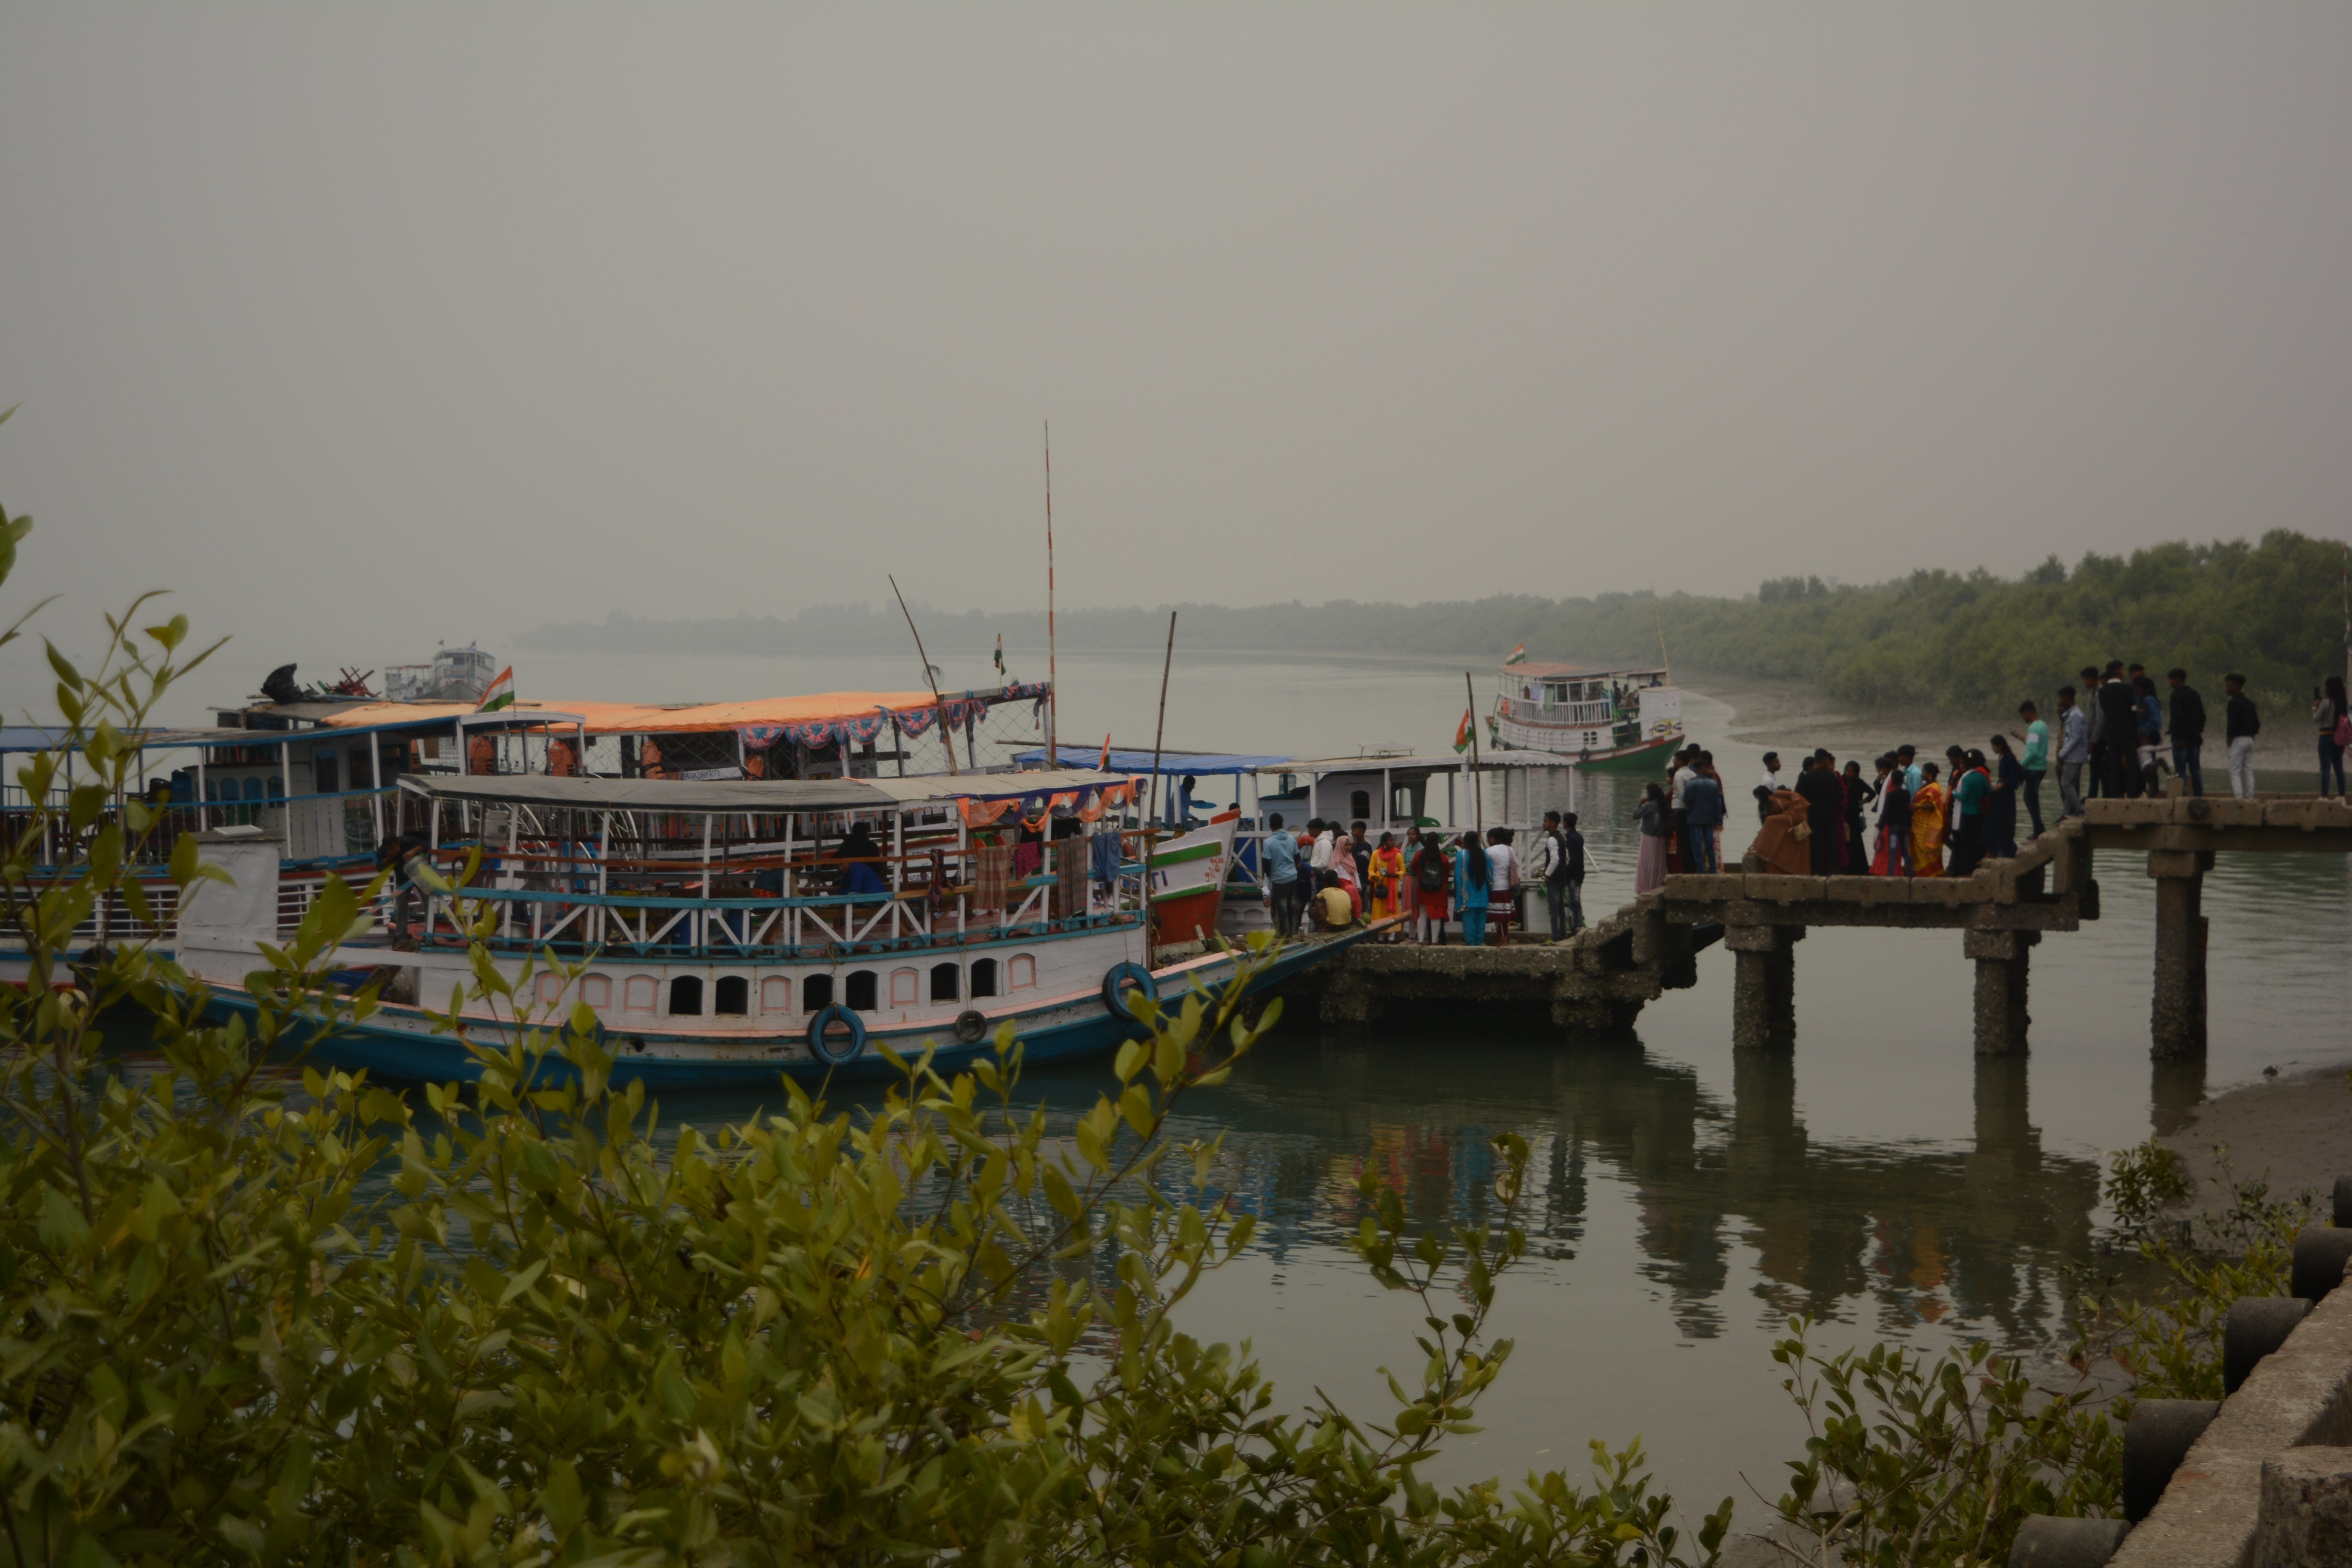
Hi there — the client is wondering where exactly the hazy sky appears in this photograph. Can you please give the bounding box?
[3,4,2349,670]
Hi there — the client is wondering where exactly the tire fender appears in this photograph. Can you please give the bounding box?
[1101,960,1158,1021]
[807,1004,867,1066]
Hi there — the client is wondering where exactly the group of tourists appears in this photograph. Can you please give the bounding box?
[1633,662,2343,892]
[1261,811,1588,946]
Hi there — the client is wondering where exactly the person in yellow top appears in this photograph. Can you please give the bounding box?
[1909,762,1949,877]
[1366,831,1405,922]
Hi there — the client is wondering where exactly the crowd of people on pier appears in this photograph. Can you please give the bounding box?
[1633,662,2352,893]
[1261,810,1587,947]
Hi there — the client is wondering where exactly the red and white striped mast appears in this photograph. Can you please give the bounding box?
[1044,421,1058,764]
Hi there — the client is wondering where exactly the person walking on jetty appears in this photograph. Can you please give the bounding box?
[1987,735,2024,858]
[1408,832,1451,944]
[2135,675,2166,793]
[1755,753,1782,824]
[1634,782,1671,895]
[2098,661,2141,799]
[1896,744,1922,793]
[1667,746,1698,875]
[1367,832,1405,925]
[1910,762,1949,876]
[2012,701,2049,837]
[2055,686,2089,818]
[1947,750,1991,876]
[1485,828,1519,945]
[2080,666,2109,800]
[1454,830,1492,946]
[2315,676,2350,799]
[2225,674,2261,800]
[1796,752,1844,875]
[1873,756,1914,877]
[1842,759,1871,871]
[1263,813,1302,936]
[1682,762,1726,873]
[1558,811,1587,936]
[2167,669,2205,797]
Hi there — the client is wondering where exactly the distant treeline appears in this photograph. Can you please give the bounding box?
[523,530,2348,715]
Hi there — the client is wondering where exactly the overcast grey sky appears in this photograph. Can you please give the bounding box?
[2,4,2348,666]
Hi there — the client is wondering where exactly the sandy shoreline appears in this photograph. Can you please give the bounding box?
[2154,1065,2352,1221]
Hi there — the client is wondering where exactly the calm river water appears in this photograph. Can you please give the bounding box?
[117,643,2352,1514]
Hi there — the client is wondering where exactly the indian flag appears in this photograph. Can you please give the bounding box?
[1504,643,1528,664]
[1453,708,1474,754]
[476,667,516,713]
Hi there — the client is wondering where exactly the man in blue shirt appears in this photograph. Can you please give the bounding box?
[1261,813,1301,934]
[2055,686,2090,817]
[1681,755,1726,874]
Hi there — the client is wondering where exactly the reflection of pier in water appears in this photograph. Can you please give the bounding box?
[1165,1037,2100,1344]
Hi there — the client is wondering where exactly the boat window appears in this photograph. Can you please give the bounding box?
[1008,955,1036,991]
[714,976,748,1016]
[581,974,611,1009]
[669,976,704,1016]
[760,976,790,1014]
[846,970,878,1011]
[535,973,563,1009]
[889,969,919,1007]
[624,976,655,1013]
[1350,790,1370,820]
[314,751,339,794]
[805,974,833,1011]
[970,958,998,998]
[930,963,959,1002]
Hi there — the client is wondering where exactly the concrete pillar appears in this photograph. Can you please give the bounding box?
[2148,850,2207,1061]
[1727,924,1799,1051]
[1963,927,2038,1055]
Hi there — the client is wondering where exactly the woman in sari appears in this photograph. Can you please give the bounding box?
[1749,787,1813,876]
[1633,783,1671,894]
[1909,762,1949,878]
[1454,830,1493,945]
[1367,831,1406,925]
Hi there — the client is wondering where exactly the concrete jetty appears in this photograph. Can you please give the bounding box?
[1279,791,2352,1060]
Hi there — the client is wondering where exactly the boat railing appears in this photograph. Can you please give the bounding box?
[1496,695,1616,726]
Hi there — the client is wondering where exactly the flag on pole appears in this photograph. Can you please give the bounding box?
[1453,708,1474,754]
[475,667,515,713]
[993,635,1006,678]
[1504,643,1528,665]
[1098,733,1112,771]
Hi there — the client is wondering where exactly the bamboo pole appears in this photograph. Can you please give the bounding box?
[1465,670,1484,837]
[887,574,959,776]
[1142,612,1176,948]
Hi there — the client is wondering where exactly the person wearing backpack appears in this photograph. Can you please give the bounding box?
[1530,809,1586,941]
[1409,831,1452,945]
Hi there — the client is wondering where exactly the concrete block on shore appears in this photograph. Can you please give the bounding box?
[2257,1448,2352,1568]
[1744,874,1827,902]
[1825,875,1911,905]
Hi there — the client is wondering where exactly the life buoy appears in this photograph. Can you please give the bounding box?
[807,1004,866,1066]
[1578,747,1592,764]
[1101,961,1158,1022]
[952,1008,990,1044]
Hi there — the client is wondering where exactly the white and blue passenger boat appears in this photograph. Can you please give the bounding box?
[174,769,1373,1087]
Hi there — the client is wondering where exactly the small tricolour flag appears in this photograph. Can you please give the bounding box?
[1098,733,1113,771]
[1453,708,1474,754]
[1504,642,1528,665]
[993,635,1006,677]
[475,667,515,712]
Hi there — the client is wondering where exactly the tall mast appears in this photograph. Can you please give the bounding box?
[1045,421,1059,764]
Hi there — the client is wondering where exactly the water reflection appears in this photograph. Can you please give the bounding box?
[1018,1022,2101,1350]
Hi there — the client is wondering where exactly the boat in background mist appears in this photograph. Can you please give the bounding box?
[1488,660,1682,771]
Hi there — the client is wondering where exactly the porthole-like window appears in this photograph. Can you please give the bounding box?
[715,976,748,1016]
[581,974,612,1008]
[1008,955,1036,991]
[1350,789,1371,820]
[670,976,704,1016]
[889,969,919,1007]
[535,973,563,1008]
[624,976,656,1013]
[805,974,833,1011]
[930,963,959,1002]
[970,958,998,998]
[760,976,790,1014]
[845,970,878,1011]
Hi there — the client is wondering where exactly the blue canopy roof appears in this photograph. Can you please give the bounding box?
[1013,745,1292,777]
[0,727,78,753]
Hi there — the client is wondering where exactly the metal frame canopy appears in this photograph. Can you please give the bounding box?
[1011,746,1291,776]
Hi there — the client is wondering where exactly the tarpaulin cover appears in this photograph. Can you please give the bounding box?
[309,684,1054,748]
[398,775,893,814]
[1011,746,1294,776]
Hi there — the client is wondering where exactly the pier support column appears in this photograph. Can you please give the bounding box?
[1727,924,1800,1051]
[1964,927,2038,1055]
[2148,851,2207,1061]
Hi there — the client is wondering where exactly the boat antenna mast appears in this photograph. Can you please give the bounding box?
[1651,586,1673,684]
[888,574,959,776]
[1044,421,1059,766]
[1144,611,1176,948]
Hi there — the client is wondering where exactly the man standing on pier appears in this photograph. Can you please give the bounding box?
[2013,701,2049,836]
[2055,686,2089,817]
[2098,661,2141,799]
[2167,668,2206,797]
[1796,751,1844,875]
[1263,813,1301,936]
[2225,674,2261,799]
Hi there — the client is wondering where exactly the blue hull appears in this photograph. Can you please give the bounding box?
[200,931,1364,1091]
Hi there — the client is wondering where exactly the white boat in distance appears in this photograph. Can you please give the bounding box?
[1488,661,1682,771]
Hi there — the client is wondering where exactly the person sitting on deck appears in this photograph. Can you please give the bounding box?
[837,824,888,898]
[1310,869,1355,932]
[1749,785,1812,877]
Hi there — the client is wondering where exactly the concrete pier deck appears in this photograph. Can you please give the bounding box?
[1277,791,2352,1058]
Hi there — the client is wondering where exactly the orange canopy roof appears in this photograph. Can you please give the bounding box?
[315,692,952,735]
